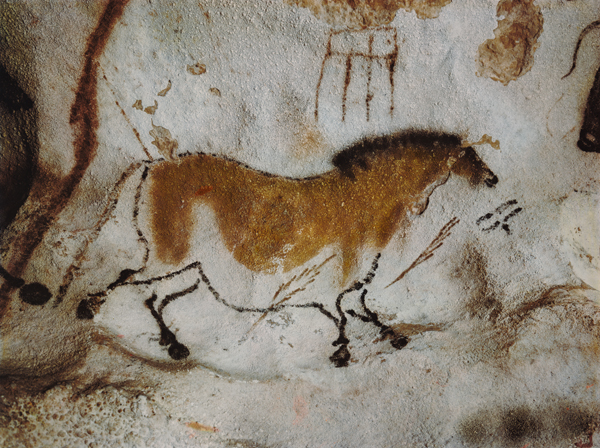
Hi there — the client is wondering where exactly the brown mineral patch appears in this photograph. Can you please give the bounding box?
[157,80,171,96]
[287,0,451,29]
[186,422,219,432]
[143,99,158,115]
[148,132,496,284]
[378,322,443,340]
[149,122,178,161]
[187,62,206,75]
[292,123,327,159]
[463,134,501,150]
[476,0,543,86]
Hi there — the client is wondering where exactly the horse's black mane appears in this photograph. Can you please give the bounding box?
[332,131,463,179]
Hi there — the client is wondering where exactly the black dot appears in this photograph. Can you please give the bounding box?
[19,282,52,306]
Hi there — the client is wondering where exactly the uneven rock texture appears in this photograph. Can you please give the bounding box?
[1,0,600,447]
[288,0,453,29]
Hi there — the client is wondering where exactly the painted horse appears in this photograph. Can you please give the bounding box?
[75,130,498,367]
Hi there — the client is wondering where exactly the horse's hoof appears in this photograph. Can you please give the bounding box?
[390,335,409,350]
[330,345,351,368]
[168,342,190,360]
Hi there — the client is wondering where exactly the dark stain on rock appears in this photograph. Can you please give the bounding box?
[143,99,158,115]
[0,0,131,321]
[477,0,543,85]
[157,80,171,97]
[562,19,600,153]
[555,406,595,439]
[0,63,38,231]
[459,245,502,323]
[187,62,206,75]
[458,413,489,445]
[459,402,598,446]
[502,407,540,442]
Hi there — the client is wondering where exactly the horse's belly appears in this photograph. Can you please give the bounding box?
[141,200,344,309]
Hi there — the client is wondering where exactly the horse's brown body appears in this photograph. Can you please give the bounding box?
[148,132,497,283]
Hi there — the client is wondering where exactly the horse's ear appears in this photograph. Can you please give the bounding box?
[451,146,498,188]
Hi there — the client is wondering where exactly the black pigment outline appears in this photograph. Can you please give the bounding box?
[79,251,406,368]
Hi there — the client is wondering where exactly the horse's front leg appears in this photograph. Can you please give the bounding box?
[332,253,409,367]
[329,253,383,368]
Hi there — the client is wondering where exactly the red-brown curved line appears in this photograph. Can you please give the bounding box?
[0,0,131,320]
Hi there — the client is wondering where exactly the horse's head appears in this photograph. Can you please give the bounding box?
[448,145,498,188]
[332,131,498,188]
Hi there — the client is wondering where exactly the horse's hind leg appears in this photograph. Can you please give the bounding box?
[145,279,201,360]
[329,254,388,368]
[347,289,409,350]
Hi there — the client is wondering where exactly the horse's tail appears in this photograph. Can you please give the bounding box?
[55,161,150,306]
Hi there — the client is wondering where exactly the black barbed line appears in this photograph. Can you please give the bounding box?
[481,205,521,233]
[386,218,458,289]
[476,200,519,226]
